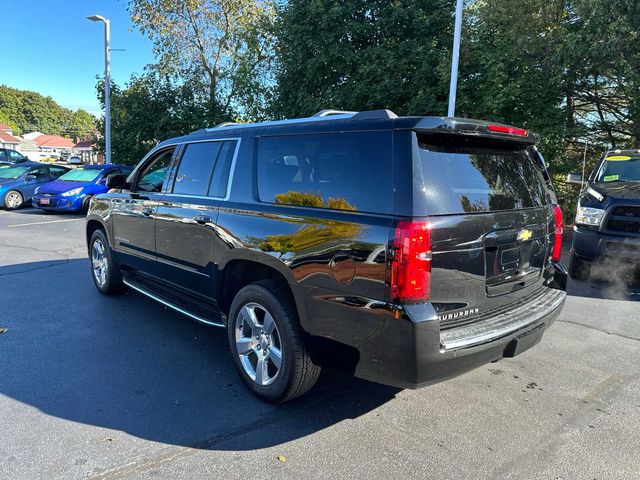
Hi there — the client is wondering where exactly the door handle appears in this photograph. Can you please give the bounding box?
[142,207,154,216]
[194,215,212,225]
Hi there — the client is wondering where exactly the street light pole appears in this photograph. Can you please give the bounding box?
[447,0,464,118]
[87,15,111,164]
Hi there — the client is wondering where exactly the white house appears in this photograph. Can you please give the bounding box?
[0,124,21,151]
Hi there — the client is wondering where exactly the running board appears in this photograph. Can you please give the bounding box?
[123,277,225,328]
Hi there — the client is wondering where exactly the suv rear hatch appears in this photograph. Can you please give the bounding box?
[398,120,561,344]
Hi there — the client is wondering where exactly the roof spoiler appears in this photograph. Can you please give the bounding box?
[413,117,539,144]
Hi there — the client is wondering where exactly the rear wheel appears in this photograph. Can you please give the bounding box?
[89,229,124,295]
[568,250,590,280]
[4,190,24,210]
[227,281,321,402]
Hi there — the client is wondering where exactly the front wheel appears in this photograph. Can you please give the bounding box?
[228,281,321,402]
[89,229,124,295]
[4,190,24,210]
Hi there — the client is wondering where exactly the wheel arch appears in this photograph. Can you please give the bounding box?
[218,256,308,331]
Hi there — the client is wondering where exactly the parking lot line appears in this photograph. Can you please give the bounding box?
[8,218,84,228]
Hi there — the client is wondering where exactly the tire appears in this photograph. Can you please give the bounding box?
[89,228,124,295]
[227,280,321,402]
[81,195,93,214]
[568,250,590,280]
[4,190,24,210]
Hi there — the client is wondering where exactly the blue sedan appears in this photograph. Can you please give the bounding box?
[0,162,70,210]
[33,164,133,213]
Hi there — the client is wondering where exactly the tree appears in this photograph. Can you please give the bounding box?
[271,0,455,118]
[0,84,95,136]
[127,0,276,122]
[96,72,209,164]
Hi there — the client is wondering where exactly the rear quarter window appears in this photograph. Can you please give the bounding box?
[257,131,393,214]
[415,133,551,215]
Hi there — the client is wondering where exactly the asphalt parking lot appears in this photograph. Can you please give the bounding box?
[1,207,639,480]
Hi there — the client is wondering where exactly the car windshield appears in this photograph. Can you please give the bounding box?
[595,155,640,182]
[0,166,29,179]
[58,168,102,182]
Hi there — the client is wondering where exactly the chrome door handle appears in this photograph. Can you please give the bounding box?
[194,215,212,225]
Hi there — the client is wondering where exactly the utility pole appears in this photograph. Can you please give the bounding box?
[87,15,111,164]
[447,0,464,118]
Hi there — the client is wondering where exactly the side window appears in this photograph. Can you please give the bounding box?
[50,166,68,178]
[0,150,7,161]
[172,141,222,196]
[9,150,23,161]
[257,132,393,214]
[136,148,175,192]
[30,166,50,179]
[208,140,237,198]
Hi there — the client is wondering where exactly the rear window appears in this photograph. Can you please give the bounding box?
[257,132,393,214]
[416,134,551,214]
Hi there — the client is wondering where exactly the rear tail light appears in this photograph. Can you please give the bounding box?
[390,221,432,303]
[487,124,529,137]
[551,205,563,262]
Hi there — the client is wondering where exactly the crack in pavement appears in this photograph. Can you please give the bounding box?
[558,319,640,343]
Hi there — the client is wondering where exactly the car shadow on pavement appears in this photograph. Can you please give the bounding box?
[0,259,401,452]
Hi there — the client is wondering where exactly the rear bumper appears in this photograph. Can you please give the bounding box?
[32,194,84,212]
[572,226,640,262]
[303,265,567,389]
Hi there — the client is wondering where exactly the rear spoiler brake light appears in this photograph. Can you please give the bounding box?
[487,124,529,137]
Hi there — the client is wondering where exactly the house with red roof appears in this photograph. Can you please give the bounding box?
[0,124,21,151]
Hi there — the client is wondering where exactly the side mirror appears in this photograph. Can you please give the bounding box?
[566,172,585,185]
[25,174,37,182]
[106,174,127,189]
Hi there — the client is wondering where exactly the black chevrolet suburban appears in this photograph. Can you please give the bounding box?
[567,149,640,279]
[86,109,567,402]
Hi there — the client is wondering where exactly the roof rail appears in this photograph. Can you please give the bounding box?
[187,109,398,135]
[312,109,357,117]
[214,121,241,128]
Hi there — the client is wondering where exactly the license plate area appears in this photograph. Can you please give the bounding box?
[484,226,546,296]
[39,198,50,205]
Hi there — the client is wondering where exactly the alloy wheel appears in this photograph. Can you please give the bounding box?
[234,302,283,386]
[6,192,22,209]
[91,238,108,287]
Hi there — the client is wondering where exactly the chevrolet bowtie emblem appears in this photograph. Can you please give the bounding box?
[517,229,533,241]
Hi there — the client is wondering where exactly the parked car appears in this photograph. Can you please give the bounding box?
[86,109,567,402]
[0,148,29,164]
[567,149,640,278]
[68,156,83,165]
[0,162,70,209]
[33,164,132,213]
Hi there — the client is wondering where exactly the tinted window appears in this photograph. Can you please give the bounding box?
[0,150,6,161]
[30,167,50,179]
[49,166,69,178]
[8,150,24,161]
[257,132,393,213]
[173,142,222,196]
[137,149,174,192]
[208,140,236,198]
[416,134,550,214]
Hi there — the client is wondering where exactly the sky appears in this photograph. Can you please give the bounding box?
[0,0,155,116]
